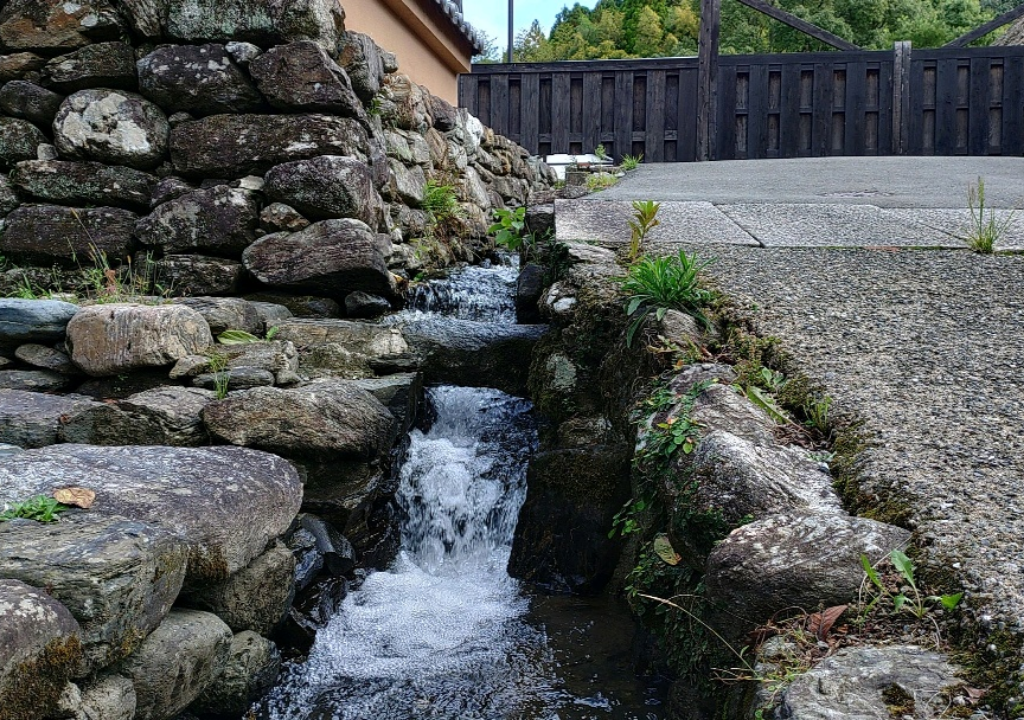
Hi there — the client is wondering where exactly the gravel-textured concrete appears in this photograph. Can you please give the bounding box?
[596,157,1024,208]
[555,199,757,246]
[702,246,1024,678]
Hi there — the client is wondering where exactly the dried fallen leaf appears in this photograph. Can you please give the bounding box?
[53,487,96,509]
[808,605,848,640]
[653,534,682,566]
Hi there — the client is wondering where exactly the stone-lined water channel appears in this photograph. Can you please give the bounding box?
[261,260,665,720]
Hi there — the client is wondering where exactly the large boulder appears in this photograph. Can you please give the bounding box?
[137,44,263,116]
[152,255,244,296]
[0,204,136,267]
[0,444,303,585]
[170,340,300,386]
[0,579,82,720]
[180,543,295,635]
[0,116,46,168]
[249,41,362,117]
[0,389,100,448]
[508,445,632,594]
[337,31,385,103]
[270,318,408,375]
[0,0,123,53]
[118,609,232,720]
[163,0,346,51]
[0,298,78,348]
[191,631,281,718]
[242,219,396,300]
[171,297,261,335]
[53,89,169,169]
[136,185,259,256]
[264,155,381,225]
[778,645,961,720]
[704,512,912,645]
[12,160,157,210]
[59,386,215,446]
[0,80,64,126]
[0,514,188,673]
[402,318,547,396]
[66,303,213,377]
[43,41,136,93]
[169,114,369,178]
[203,379,396,460]
[349,373,422,434]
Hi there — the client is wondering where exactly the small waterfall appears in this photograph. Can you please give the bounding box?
[402,256,519,323]
[262,386,562,719]
[263,261,664,720]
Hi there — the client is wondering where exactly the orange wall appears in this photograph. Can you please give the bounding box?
[344,0,474,104]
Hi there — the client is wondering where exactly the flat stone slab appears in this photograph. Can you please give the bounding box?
[720,203,966,247]
[0,445,303,586]
[555,199,758,246]
[893,208,1024,251]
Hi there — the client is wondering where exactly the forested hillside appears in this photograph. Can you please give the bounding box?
[480,0,1015,61]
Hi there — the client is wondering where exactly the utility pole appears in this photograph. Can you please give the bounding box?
[507,0,514,63]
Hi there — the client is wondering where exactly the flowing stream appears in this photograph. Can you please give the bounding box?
[263,260,664,720]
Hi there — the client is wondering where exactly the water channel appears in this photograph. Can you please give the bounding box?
[262,260,666,720]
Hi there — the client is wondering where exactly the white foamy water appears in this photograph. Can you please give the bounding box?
[262,386,565,720]
[401,256,520,323]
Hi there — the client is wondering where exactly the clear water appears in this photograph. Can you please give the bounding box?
[401,256,519,323]
[261,260,666,720]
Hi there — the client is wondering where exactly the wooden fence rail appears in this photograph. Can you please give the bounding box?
[459,44,1024,162]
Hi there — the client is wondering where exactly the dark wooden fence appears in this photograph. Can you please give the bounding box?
[459,44,1024,161]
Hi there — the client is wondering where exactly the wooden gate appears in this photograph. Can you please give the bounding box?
[458,2,1024,162]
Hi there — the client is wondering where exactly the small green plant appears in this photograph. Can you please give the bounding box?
[619,249,715,347]
[609,497,648,538]
[265,326,281,341]
[960,176,1015,254]
[1,495,69,523]
[627,200,661,263]
[860,551,963,622]
[621,153,643,171]
[802,394,832,434]
[489,206,538,257]
[594,143,608,161]
[207,352,230,400]
[586,172,618,192]
[422,179,461,224]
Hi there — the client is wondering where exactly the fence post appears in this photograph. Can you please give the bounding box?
[892,41,912,155]
[697,0,721,161]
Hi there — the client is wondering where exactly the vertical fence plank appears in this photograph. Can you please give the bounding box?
[969,57,990,156]
[681,67,699,161]
[1003,55,1024,156]
[582,71,602,157]
[844,61,867,155]
[892,42,912,154]
[812,63,832,156]
[717,64,738,159]
[747,63,769,158]
[615,72,634,161]
[520,73,540,155]
[934,57,958,154]
[646,70,667,161]
[697,0,722,160]
[490,75,509,136]
[780,62,802,157]
[551,73,571,155]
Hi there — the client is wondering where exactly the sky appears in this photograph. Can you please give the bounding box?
[463,0,599,55]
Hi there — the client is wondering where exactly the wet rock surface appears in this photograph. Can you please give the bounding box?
[249,41,362,117]
[0,298,78,348]
[136,184,259,256]
[0,204,137,266]
[12,159,157,209]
